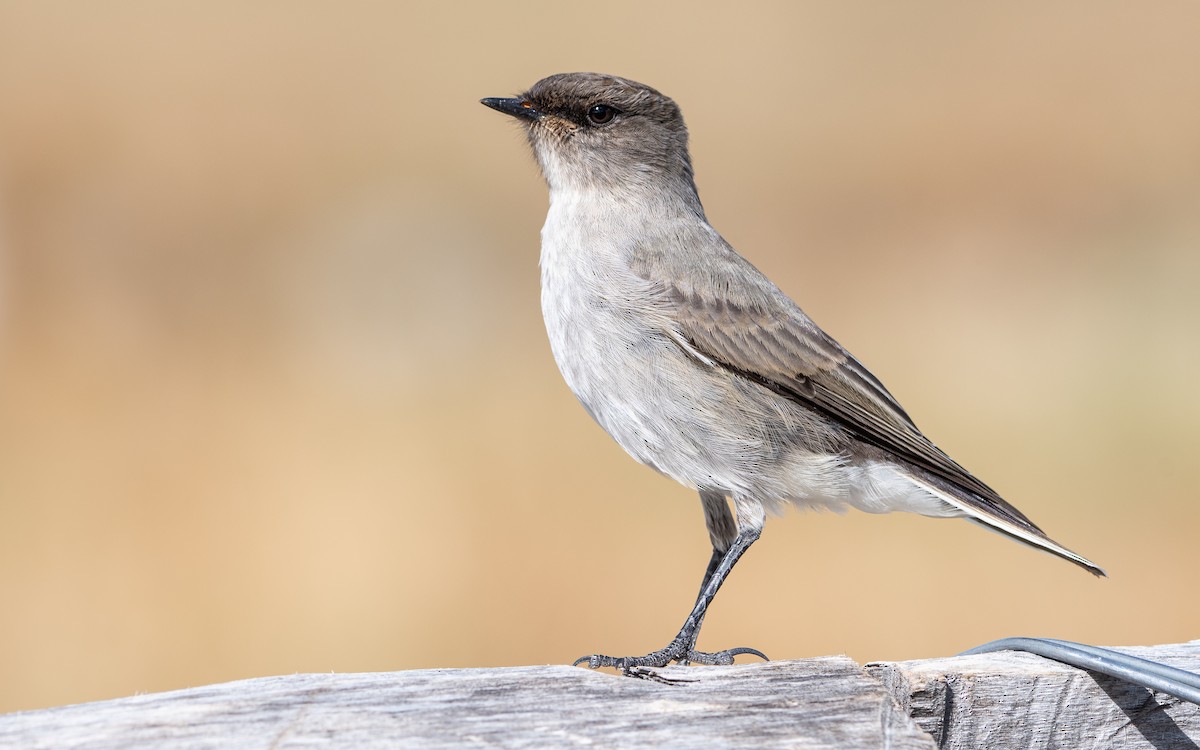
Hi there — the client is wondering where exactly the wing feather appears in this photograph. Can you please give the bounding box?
[630,231,1047,538]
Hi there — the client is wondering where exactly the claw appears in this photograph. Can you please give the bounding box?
[573,649,673,671]
[723,646,769,662]
[683,646,768,665]
[682,650,734,666]
[573,653,663,671]
[573,653,642,670]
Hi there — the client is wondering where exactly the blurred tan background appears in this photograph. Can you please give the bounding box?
[1,1,1198,714]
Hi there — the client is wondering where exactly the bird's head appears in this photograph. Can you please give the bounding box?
[482,72,699,204]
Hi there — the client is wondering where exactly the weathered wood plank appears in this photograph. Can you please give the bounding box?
[868,641,1200,749]
[0,657,935,750]
[6,643,1197,749]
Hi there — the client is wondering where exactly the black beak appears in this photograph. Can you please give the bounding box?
[480,97,541,121]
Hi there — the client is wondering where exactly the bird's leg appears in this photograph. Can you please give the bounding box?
[573,523,767,673]
[696,489,737,593]
[679,490,737,659]
[673,546,723,664]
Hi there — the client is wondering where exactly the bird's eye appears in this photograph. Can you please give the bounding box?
[586,104,618,125]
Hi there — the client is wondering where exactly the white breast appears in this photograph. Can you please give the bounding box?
[538,190,684,473]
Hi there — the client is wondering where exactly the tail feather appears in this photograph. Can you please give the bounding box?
[906,473,1106,577]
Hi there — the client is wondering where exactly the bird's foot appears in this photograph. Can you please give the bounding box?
[679,646,768,666]
[573,645,767,675]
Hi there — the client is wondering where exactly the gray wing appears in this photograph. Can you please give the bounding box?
[628,228,1043,535]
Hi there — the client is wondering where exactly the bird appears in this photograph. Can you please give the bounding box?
[481,72,1104,674]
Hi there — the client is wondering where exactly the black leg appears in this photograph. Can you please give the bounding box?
[573,524,767,673]
[681,489,735,655]
[677,546,723,662]
[697,546,724,603]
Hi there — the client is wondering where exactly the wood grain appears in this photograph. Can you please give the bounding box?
[3,643,1197,749]
[0,657,932,749]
